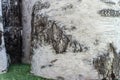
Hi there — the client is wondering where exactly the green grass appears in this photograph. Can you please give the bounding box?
[0,64,53,80]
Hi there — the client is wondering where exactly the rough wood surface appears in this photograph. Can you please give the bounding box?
[22,0,120,79]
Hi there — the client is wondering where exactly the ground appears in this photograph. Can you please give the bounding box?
[0,64,52,80]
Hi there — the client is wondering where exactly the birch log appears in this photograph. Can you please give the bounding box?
[22,0,120,79]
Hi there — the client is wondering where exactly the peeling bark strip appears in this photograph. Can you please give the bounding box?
[93,43,120,80]
[31,1,88,54]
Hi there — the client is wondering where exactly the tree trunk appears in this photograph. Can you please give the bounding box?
[2,0,22,63]
[0,0,7,74]
[22,0,120,80]
[22,0,38,64]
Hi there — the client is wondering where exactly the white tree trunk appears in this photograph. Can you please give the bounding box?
[23,0,120,79]
[0,0,8,74]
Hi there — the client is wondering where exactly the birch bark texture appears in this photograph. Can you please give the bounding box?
[22,0,120,79]
[0,0,8,74]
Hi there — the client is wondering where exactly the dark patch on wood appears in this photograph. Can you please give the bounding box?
[78,0,82,2]
[0,31,3,45]
[50,59,58,64]
[71,26,76,30]
[102,78,107,80]
[71,40,83,52]
[100,0,116,5]
[0,16,3,23]
[41,64,53,69]
[111,71,115,80]
[62,4,73,10]
[2,69,7,72]
[41,65,46,69]
[98,9,120,17]
[93,43,120,79]
[31,1,88,54]
[94,39,99,46]
[56,76,65,80]
[31,2,70,54]
[48,64,53,67]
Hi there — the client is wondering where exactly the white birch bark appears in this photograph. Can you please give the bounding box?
[0,0,8,74]
[22,0,120,79]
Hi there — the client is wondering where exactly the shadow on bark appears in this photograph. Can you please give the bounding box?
[2,0,22,63]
